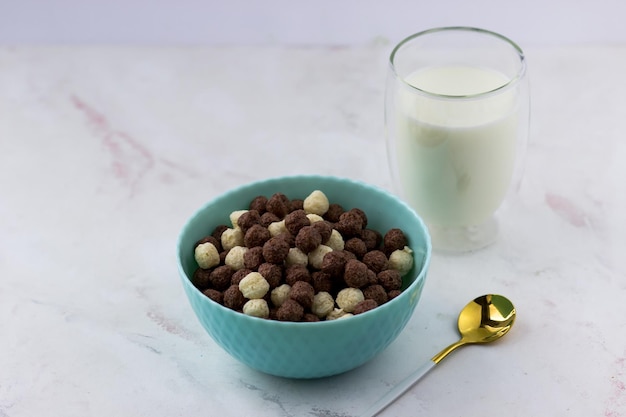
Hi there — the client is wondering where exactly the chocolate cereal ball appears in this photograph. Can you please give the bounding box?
[302,313,320,322]
[196,235,222,253]
[289,281,315,310]
[363,284,388,306]
[191,268,212,289]
[285,264,311,285]
[335,210,364,237]
[203,288,224,305]
[237,210,261,232]
[260,212,280,227]
[311,271,334,293]
[343,259,369,288]
[388,289,402,300]
[209,265,234,291]
[324,203,345,223]
[353,299,378,315]
[249,195,268,213]
[362,250,389,273]
[295,226,322,253]
[266,193,291,218]
[224,284,246,310]
[284,209,310,236]
[276,299,304,322]
[344,237,367,259]
[258,262,283,288]
[383,228,408,255]
[243,246,264,270]
[211,224,229,243]
[244,224,271,248]
[262,236,290,264]
[291,199,304,211]
[378,269,402,291]
[231,268,253,286]
[361,228,382,251]
[311,220,332,243]
[321,251,347,278]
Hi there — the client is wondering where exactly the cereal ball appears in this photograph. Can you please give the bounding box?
[268,220,288,237]
[326,308,350,320]
[353,299,378,315]
[211,224,229,242]
[243,246,264,270]
[284,209,310,235]
[276,299,304,322]
[258,263,283,288]
[378,269,402,291]
[343,259,369,288]
[275,231,295,247]
[362,250,389,273]
[224,285,246,310]
[321,251,347,277]
[361,228,382,251]
[344,237,367,259]
[209,265,234,291]
[363,284,388,306]
[303,313,320,322]
[388,289,402,300]
[312,220,332,242]
[203,288,223,305]
[306,213,324,223]
[285,247,308,267]
[335,210,364,237]
[243,299,270,318]
[249,195,268,213]
[244,224,271,248]
[285,264,311,285]
[224,245,249,271]
[350,208,368,228]
[237,210,261,233]
[388,246,414,276]
[196,235,223,254]
[231,268,253,286]
[311,271,334,293]
[194,242,220,269]
[295,226,322,253]
[367,268,378,285]
[266,193,291,218]
[291,199,304,211]
[260,212,280,227]
[229,210,249,229]
[383,228,409,255]
[289,281,315,309]
[325,229,345,251]
[303,190,330,216]
[262,237,290,264]
[238,272,270,299]
[324,203,345,223]
[221,228,244,251]
[341,250,357,261]
[191,268,212,289]
[308,244,333,270]
[311,291,335,319]
[336,287,365,313]
[270,283,291,307]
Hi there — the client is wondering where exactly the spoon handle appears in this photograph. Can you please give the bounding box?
[359,360,436,417]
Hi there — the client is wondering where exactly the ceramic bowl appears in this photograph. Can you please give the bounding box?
[176,175,431,378]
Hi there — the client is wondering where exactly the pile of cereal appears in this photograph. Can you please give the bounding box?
[191,190,414,322]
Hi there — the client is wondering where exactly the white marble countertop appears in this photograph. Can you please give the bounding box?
[1,44,625,417]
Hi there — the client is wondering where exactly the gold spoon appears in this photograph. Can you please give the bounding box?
[361,294,516,417]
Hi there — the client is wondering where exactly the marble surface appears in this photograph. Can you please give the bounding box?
[1,44,625,417]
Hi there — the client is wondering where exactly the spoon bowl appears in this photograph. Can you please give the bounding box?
[362,294,516,416]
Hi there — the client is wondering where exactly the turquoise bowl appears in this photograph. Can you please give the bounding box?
[176,175,431,379]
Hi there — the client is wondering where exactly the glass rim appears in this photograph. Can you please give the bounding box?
[389,26,526,99]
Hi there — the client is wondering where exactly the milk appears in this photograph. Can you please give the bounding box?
[393,65,519,227]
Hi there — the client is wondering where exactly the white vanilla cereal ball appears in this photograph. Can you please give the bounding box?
[326,308,350,320]
[311,291,335,319]
[268,220,287,237]
[221,227,244,251]
[325,229,345,251]
[303,190,330,216]
[271,284,291,307]
[224,245,249,270]
[336,287,364,313]
[285,247,308,267]
[389,246,414,276]
[308,244,333,269]
[306,213,324,223]
[194,242,220,269]
[337,313,354,320]
[243,299,270,318]
[229,210,248,228]
[239,272,270,299]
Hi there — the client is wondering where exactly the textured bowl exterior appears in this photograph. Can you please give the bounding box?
[177,175,431,378]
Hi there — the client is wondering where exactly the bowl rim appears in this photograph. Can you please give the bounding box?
[176,174,432,327]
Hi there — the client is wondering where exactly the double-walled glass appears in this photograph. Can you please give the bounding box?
[385,27,529,252]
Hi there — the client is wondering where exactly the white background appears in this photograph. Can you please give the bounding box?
[1,0,625,46]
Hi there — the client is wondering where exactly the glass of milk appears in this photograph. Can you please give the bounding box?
[385,27,529,252]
